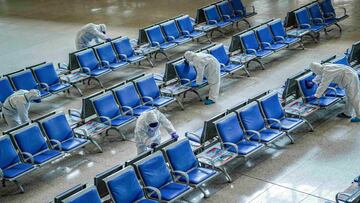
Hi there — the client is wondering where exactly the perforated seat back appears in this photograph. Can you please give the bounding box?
[298,74,318,98]
[241,32,260,51]
[269,19,286,37]
[145,26,166,44]
[260,93,285,120]
[256,25,274,44]
[218,2,234,17]
[14,125,48,155]
[295,8,311,26]
[113,37,135,58]
[209,45,230,65]
[11,70,38,90]
[166,139,198,172]
[64,187,101,203]
[0,136,20,169]
[106,168,145,203]
[204,5,222,22]
[136,76,161,99]
[176,15,195,33]
[230,0,246,15]
[34,63,59,86]
[114,83,142,109]
[319,0,335,18]
[162,20,181,39]
[42,114,73,142]
[0,78,14,103]
[93,93,121,120]
[216,112,245,144]
[308,3,323,19]
[95,43,117,64]
[75,49,99,71]
[174,61,197,83]
[239,102,266,131]
[137,153,172,188]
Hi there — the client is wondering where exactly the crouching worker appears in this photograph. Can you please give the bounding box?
[134,109,179,154]
[2,89,41,128]
[75,23,111,50]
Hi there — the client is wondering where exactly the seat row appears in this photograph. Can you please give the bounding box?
[54,139,219,203]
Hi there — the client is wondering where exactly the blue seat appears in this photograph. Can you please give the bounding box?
[10,70,51,98]
[135,152,191,202]
[113,83,155,117]
[297,73,339,107]
[203,5,232,28]
[0,77,14,106]
[240,31,274,58]
[40,113,92,153]
[333,55,350,66]
[112,37,146,64]
[91,92,135,135]
[104,166,160,203]
[175,15,206,40]
[268,19,301,46]
[165,139,217,187]
[238,102,289,144]
[209,44,248,75]
[229,0,256,17]
[258,92,312,134]
[295,8,325,32]
[319,0,348,21]
[326,82,346,98]
[161,20,192,45]
[308,3,337,28]
[145,25,177,50]
[217,1,244,25]
[174,60,207,87]
[135,75,175,108]
[255,25,287,52]
[94,43,129,70]
[12,124,64,166]
[215,112,264,156]
[75,49,111,78]
[33,63,71,94]
[62,186,102,203]
[0,135,35,192]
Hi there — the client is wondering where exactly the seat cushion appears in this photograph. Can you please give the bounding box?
[153,182,189,201]
[146,96,174,107]
[159,42,177,50]
[137,199,159,203]
[173,36,192,44]
[188,31,206,38]
[283,37,300,44]
[216,21,232,28]
[232,140,263,156]
[61,138,88,152]
[308,96,338,107]
[3,163,34,179]
[222,63,243,73]
[309,25,324,32]
[254,128,284,143]
[180,167,216,185]
[128,55,145,63]
[109,61,128,70]
[325,87,346,97]
[255,49,273,58]
[49,83,71,92]
[90,68,111,76]
[40,90,51,97]
[185,130,202,143]
[265,43,287,51]
[33,149,62,164]
[110,115,134,126]
[270,118,304,131]
[130,105,155,116]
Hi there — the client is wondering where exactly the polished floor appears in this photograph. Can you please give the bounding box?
[0,0,359,202]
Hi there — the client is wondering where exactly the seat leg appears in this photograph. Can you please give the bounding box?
[250,58,265,70]
[73,84,83,96]
[2,179,6,187]
[14,180,24,193]
[335,23,342,32]
[243,18,251,28]
[94,78,104,88]
[199,186,209,198]
[175,98,184,110]
[286,132,295,144]
[305,119,314,132]
[299,42,305,50]
[219,167,232,183]
[244,67,251,77]
[191,89,203,101]
[90,138,103,153]
[146,57,155,67]
[206,34,212,43]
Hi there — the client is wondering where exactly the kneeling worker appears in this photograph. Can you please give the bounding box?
[184,51,221,105]
[309,62,360,122]
[75,23,111,50]
[2,89,41,128]
[134,109,179,154]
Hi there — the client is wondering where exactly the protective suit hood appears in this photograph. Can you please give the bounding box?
[143,111,158,126]
[184,51,197,62]
[25,89,41,102]
[310,62,323,75]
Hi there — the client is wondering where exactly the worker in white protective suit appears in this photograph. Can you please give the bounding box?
[309,62,360,122]
[2,89,41,128]
[75,23,111,50]
[134,109,179,154]
[184,51,221,105]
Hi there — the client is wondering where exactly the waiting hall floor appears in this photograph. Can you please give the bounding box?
[0,0,359,202]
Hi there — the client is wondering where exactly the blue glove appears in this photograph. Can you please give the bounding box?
[150,143,158,149]
[171,132,179,141]
[106,38,112,42]
[305,80,315,89]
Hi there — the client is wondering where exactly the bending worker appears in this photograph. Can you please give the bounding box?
[134,109,179,154]
[184,51,221,105]
[309,62,360,122]
[2,89,41,128]
[75,23,111,50]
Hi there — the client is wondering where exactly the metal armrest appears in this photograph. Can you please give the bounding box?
[248,5,256,13]
[223,15,231,20]
[220,63,226,68]
[50,139,62,151]
[119,54,128,61]
[274,36,286,43]
[151,41,161,48]
[166,36,175,42]
[142,96,154,105]
[58,63,69,70]
[197,156,215,169]
[235,10,244,16]
[38,83,49,92]
[130,39,138,47]
[143,186,161,201]
[261,42,272,49]
[99,116,112,126]
[208,19,218,25]
[21,152,34,164]
[246,49,257,55]
[172,170,190,185]
[265,118,282,131]
[75,128,89,139]
[99,60,110,68]
[122,106,134,116]
[181,30,191,37]
[244,130,261,142]
[326,87,337,97]
[180,78,191,86]
[81,66,91,74]
[222,142,238,154]
[312,18,324,24]
[300,24,311,29]
[68,109,82,118]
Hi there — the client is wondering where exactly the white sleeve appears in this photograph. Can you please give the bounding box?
[315,74,333,98]
[195,64,205,85]
[89,26,107,40]
[15,100,29,124]
[157,111,176,134]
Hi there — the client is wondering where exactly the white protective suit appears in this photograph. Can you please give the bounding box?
[310,62,360,117]
[184,51,221,102]
[134,109,176,154]
[2,89,41,128]
[75,23,108,50]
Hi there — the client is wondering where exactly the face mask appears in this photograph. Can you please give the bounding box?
[147,122,159,136]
